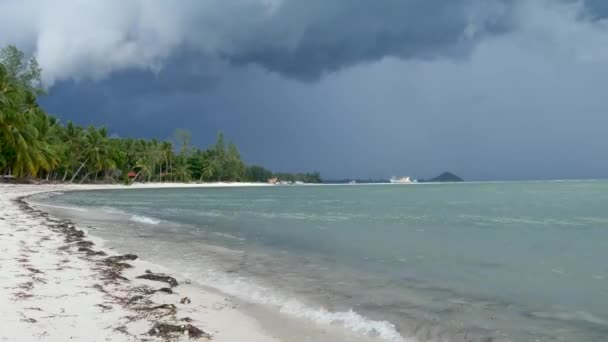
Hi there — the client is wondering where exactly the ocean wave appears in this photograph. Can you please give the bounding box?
[279,303,407,341]
[196,211,226,218]
[32,202,89,212]
[255,211,352,222]
[101,206,127,215]
[212,232,245,241]
[459,214,583,227]
[130,215,161,225]
[29,191,65,201]
[530,310,608,327]
[193,270,407,342]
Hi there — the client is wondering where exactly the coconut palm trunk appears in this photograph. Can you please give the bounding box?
[70,158,88,183]
[61,169,69,182]
[132,169,143,182]
[79,171,91,184]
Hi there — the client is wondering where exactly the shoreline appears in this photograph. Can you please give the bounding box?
[0,183,282,342]
[1,183,385,342]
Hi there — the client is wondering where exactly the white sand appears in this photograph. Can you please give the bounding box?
[0,183,280,342]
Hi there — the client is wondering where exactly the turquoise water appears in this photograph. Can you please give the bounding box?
[36,181,608,341]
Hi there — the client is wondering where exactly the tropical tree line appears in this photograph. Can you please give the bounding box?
[0,45,321,184]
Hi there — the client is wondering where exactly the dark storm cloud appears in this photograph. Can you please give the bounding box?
[1,0,514,84]
[222,0,513,80]
[581,0,608,17]
[95,52,222,97]
[1,0,605,85]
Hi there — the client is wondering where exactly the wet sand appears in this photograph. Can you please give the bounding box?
[0,183,281,342]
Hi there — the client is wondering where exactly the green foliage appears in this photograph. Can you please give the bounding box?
[184,132,246,182]
[272,171,322,184]
[246,165,273,182]
[0,44,321,184]
[0,45,43,93]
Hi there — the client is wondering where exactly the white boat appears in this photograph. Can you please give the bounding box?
[389,176,414,184]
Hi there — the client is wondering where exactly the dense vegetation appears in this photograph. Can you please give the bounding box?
[0,45,320,184]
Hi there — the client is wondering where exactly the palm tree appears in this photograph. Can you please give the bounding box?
[160,141,173,182]
[59,121,84,181]
[132,139,151,182]
[0,64,23,142]
[0,75,51,177]
[71,126,116,183]
[91,127,116,182]
[10,123,42,177]
[172,156,191,182]
[30,110,61,178]
[202,157,218,181]
[132,157,151,182]
[0,64,31,176]
[148,139,164,182]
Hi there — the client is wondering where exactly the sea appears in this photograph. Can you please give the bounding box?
[31,181,608,342]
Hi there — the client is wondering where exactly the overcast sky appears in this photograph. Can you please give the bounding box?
[2,0,608,180]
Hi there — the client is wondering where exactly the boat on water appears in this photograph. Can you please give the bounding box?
[389,176,415,184]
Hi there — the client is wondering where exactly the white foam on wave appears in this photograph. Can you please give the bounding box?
[192,270,409,342]
[278,302,409,342]
[130,215,160,225]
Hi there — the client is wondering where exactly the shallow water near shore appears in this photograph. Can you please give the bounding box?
[32,181,608,341]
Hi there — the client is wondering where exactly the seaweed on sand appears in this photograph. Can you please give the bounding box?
[97,254,138,283]
[105,254,138,263]
[148,323,211,340]
[135,303,177,317]
[77,247,107,256]
[136,273,179,287]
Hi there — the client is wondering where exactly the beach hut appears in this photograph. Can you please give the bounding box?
[127,171,137,178]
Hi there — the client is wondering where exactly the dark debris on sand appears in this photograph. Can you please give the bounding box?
[12,196,210,339]
[136,273,179,287]
[106,254,138,262]
[77,247,107,256]
[148,323,212,340]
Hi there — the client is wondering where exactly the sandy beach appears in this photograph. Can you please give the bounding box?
[0,183,281,342]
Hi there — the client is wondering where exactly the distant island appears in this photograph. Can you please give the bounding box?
[418,172,463,183]
[325,172,464,184]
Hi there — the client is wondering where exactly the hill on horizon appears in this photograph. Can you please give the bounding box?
[419,172,463,183]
